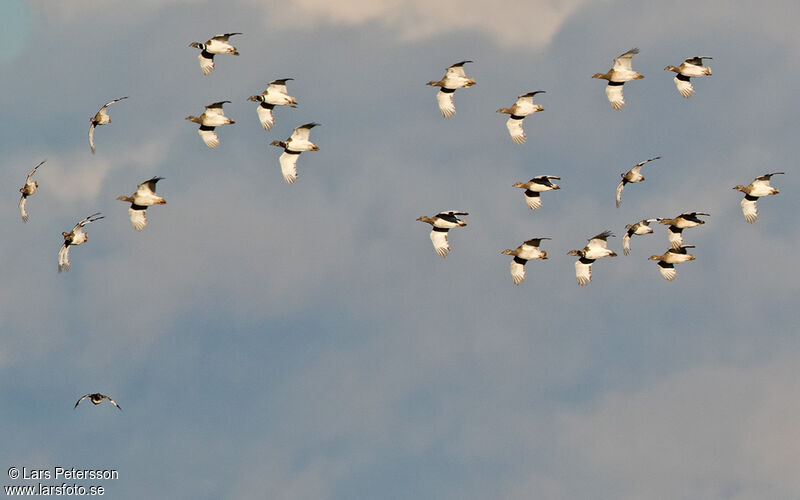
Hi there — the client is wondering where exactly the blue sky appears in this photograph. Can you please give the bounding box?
[2,1,799,498]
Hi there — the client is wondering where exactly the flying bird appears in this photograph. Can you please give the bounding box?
[247,78,297,130]
[74,393,122,411]
[186,101,235,149]
[416,210,468,258]
[592,48,644,110]
[665,56,712,98]
[269,122,320,184]
[496,91,545,144]
[733,172,784,223]
[427,60,476,118]
[117,177,166,231]
[512,175,561,210]
[616,156,661,207]
[567,231,617,286]
[58,213,104,273]
[88,97,128,154]
[649,245,696,281]
[18,160,45,222]
[189,33,241,75]
[622,218,662,255]
[501,238,549,285]
[659,212,710,249]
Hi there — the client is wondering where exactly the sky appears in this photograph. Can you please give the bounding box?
[1,0,799,498]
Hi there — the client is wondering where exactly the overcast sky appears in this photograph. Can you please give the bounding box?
[2,0,799,498]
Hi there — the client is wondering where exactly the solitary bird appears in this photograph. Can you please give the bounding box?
[18,160,45,222]
[660,212,710,249]
[186,101,235,149]
[512,175,561,210]
[733,172,784,223]
[592,48,644,110]
[567,231,617,286]
[501,238,549,285]
[496,91,545,144]
[247,78,297,130]
[74,393,122,411]
[616,156,661,207]
[189,33,241,75]
[648,245,696,281]
[416,211,468,258]
[58,213,104,273]
[665,57,712,98]
[117,177,166,231]
[427,60,476,118]
[269,122,320,184]
[622,218,662,255]
[89,97,128,154]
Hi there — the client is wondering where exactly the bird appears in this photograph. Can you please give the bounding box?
[58,213,104,273]
[496,91,545,144]
[616,156,661,207]
[416,211,468,258]
[592,48,644,110]
[622,218,662,255]
[18,160,45,222]
[501,238,549,285]
[269,122,320,184]
[512,175,561,210]
[185,101,235,149]
[648,245,696,281]
[189,33,241,75]
[74,393,122,411]
[247,78,297,130]
[659,212,710,249]
[733,172,784,223]
[567,231,617,286]
[117,177,166,231]
[88,97,128,154]
[427,60,476,118]
[665,57,712,98]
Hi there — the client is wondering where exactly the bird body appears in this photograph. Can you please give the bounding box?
[427,61,475,118]
[497,91,545,144]
[19,160,45,222]
[417,211,468,258]
[502,238,549,285]
[733,172,783,223]
[89,97,128,154]
[512,175,560,210]
[593,48,643,110]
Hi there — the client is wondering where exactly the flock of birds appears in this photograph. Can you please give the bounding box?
[13,36,786,409]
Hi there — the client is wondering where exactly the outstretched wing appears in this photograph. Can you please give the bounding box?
[616,180,625,208]
[430,229,450,258]
[740,195,758,223]
[256,103,275,130]
[129,205,148,231]
[74,394,92,408]
[88,123,97,154]
[197,50,215,75]
[58,243,71,273]
[574,258,593,286]
[19,195,28,222]
[656,261,677,281]
[612,48,639,71]
[505,116,525,144]
[605,83,625,110]
[279,151,300,184]
[674,75,694,98]
[198,126,220,148]
[509,257,527,285]
[436,90,456,118]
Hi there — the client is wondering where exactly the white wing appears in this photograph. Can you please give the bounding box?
[505,117,525,144]
[613,48,638,71]
[657,261,677,281]
[436,90,456,118]
[523,191,542,210]
[198,51,214,75]
[605,84,625,110]
[674,76,694,98]
[667,226,684,249]
[279,151,300,184]
[289,123,317,143]
[58,243,70,273]
[616,180,625,208]
[88,123,97,154]
[198,127,220,148]
[430,229,450,258]
[509,259,526,285]
[256,104,274,130]
[741,196,758,223]
[575,258,592,286]
[622,232,631,255]
[19,196,28,222]
[129,206,148,231]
